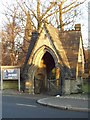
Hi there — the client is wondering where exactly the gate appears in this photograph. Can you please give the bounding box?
[47,79,61,95]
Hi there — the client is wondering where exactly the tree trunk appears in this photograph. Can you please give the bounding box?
[59,3,64,31]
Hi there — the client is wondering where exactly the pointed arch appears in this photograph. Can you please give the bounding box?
[32,45,59,67]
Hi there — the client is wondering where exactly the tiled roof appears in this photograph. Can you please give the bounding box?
[44,23,82,77]
[24,31,39,65]
[25,23,82,78]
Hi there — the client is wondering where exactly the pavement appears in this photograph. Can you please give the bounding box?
[37,94,90,112]
[2,89,90,112]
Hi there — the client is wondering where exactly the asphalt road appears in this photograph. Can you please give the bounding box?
[2,95,89,118]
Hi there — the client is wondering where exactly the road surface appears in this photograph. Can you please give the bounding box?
[2,94,89,118]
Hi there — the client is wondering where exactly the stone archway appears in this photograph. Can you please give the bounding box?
[42,51,55,79]
[32,46,61,94]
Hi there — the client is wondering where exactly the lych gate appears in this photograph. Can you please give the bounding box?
[23,23,84,95]
[31,46,62,94]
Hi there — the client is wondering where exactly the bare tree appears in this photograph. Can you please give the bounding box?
[18,0,86,30]
[1,0,86,66]
[1,4,22,66]
[49,0,86,30]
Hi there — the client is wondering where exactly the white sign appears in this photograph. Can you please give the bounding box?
[3,69,18,80]
[1,66,20,91]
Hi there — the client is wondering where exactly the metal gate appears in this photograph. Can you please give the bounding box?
[47,79,61,95]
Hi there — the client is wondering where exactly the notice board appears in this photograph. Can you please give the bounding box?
[1,66,20,91]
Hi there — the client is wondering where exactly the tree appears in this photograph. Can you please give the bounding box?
[1,30,12,65]
[84,49,90,79]
[22,11,33,53]
[1,5,22,66]
[1,0,86,66]
[19,0,86,30]
[49,0,86,30]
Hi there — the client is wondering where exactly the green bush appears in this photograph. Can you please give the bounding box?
[82,83,90,94]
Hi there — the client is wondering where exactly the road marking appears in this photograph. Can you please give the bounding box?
[16,103,37,108]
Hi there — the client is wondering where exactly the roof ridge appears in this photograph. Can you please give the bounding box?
[44,23,71,72]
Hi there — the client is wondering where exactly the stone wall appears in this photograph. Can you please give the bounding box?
[63,78,82,94]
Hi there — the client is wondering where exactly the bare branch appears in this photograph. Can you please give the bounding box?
[63,0,86,14]
[16,0,27,15]
[41,2,57,20]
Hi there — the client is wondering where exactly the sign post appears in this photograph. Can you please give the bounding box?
[1,66,20,91]
[1,67,3,90]
[18,68,20,92]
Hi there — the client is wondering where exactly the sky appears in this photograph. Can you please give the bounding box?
[88,1,90,48]
[0,0,13,29]
[0,0,89,48]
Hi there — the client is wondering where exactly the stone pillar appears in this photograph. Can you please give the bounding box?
[56,67,60,87]
[63,79,71,94]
